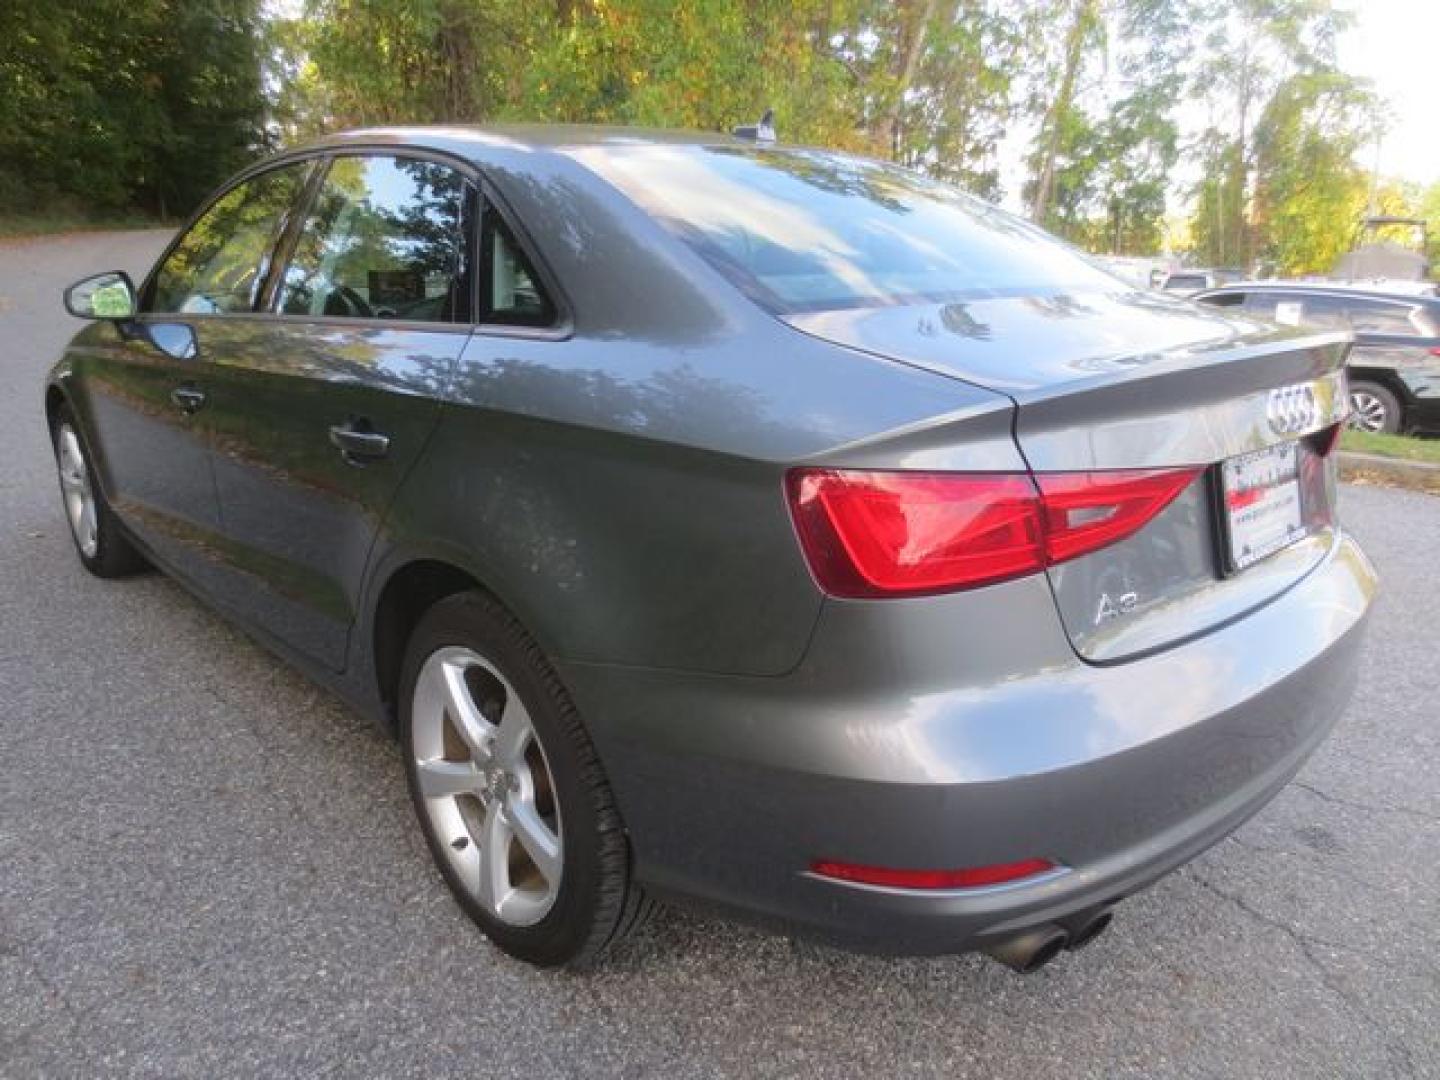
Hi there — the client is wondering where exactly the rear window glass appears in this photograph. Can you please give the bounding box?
[1347,298,1423,336]
[1240,292,1437,336]
[573,144,1119,313]
[1198,291,1244,307]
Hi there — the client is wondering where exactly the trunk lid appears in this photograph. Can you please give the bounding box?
[787,289,1351,662]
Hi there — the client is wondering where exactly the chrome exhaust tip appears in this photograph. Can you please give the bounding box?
[983,925,1069,974]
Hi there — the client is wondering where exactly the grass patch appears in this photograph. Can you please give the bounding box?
[1340,429,1440,465]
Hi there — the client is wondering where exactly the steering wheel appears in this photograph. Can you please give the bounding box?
[328,284,373,319]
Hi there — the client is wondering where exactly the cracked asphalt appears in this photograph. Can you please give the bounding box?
[2,231,1438,1079]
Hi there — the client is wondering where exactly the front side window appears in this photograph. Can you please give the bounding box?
[149,164,309,315]
[1243,292,1349,330]
[277,155,470,323]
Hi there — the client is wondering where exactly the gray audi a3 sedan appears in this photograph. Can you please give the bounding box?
[46,126,1375,973]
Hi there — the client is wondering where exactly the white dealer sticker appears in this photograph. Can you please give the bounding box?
[1222,441,1307,570]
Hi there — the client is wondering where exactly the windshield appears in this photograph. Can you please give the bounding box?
[572,144,1123,313]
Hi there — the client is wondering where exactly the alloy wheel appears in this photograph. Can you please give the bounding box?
[1348,390,1389,433]
[410,646,563,927]
[56,424,98,558]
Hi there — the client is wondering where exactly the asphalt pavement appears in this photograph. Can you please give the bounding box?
[1,231,1437,1078]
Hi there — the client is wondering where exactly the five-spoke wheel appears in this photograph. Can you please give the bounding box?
[400,592,650,967]
[51,405,145,577]
[56,423,98,559]
[411,646,564,927]
[1347,381,1402,435]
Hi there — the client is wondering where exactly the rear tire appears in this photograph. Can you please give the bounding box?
[1348,381,1402,435]
[52,404,147,578]
[399,591,651,968]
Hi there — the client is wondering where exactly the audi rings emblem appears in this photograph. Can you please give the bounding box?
[1266,383,1319,436]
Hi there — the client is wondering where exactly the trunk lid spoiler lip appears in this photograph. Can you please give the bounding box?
[779,295,1352,472]
[1002,328,1352,407]
[780,289,1350,401]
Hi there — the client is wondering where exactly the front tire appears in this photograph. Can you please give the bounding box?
[399,591,650,967]
[52,404,147,577]
[1348,381,1403,435]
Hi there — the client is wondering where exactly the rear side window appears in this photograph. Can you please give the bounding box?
[1346,298,1423,336]
[276,155,471,323]
[481,212,556,326]
[149,164,309,315]
[573,144,1118,313]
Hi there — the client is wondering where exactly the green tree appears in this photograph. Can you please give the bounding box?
[1185,0,1358,269]
[1026,0,1103,226]
[1250,71,1375,273]
[0,0,267,218]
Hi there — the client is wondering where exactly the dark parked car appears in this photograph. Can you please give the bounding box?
[1194,282,1440,434]
[46,127,1374,973]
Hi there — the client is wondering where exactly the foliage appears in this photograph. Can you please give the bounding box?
[1185,0,1375,273]
[0,0,1427,273]
[1250,71,1375,274]
[0,0,268,219]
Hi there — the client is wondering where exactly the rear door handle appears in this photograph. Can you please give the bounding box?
[329,422,390,464]
[170,386,206,414]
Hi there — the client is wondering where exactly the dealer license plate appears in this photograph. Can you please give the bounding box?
[1221,441,1307,571]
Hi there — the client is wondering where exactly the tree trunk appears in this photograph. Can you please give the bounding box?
[1030,0,1094,224]
[883,0,939,159]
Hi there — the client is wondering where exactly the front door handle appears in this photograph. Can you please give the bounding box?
[329,421,391,464]
[170,386,206,414]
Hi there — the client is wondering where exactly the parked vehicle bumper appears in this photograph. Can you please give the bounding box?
[559,532,1375,953]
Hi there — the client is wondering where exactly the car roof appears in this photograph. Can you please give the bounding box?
[297,123,771,159]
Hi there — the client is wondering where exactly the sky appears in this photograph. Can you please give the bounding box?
[1337,0,1440,187]
[994,0,1439,214]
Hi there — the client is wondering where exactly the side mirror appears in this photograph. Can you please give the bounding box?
[64,271,137,321]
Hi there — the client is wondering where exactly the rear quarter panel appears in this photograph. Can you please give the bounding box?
[378,321,1017,676]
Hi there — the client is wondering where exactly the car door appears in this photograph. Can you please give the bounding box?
[78,161,311,582]
[198,152,476,671]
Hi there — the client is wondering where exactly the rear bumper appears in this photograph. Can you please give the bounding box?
[561,532,1375,954]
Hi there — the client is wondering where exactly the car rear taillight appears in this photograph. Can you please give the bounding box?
[809,857,1059,890]
[1316,420,1343,457]
[787,466,1201,598]
[1034,468,1202,563]
[1301,422,1343,530]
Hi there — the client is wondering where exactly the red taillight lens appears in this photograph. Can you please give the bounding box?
[810,857,1058,890]
[787,466,1201,598]
[1316,420,1344,457]
[1301,423,1343,529]
[787,470,1044,597]
[1035,468,1203,563]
